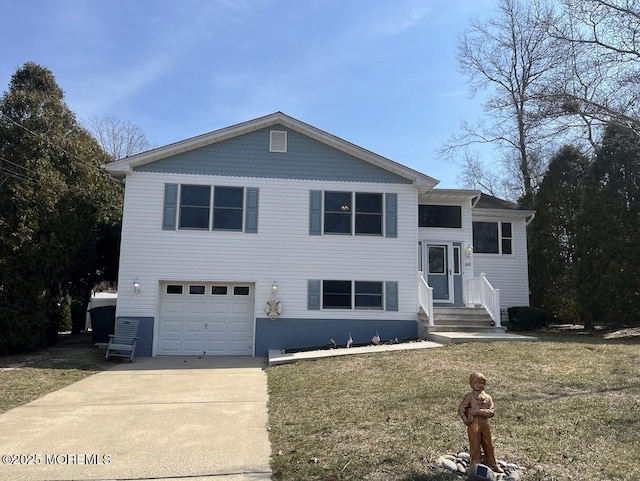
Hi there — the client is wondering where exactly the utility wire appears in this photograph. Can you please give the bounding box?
[0,111,117,181]
[0,155,40,180]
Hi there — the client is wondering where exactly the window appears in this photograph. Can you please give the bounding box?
[189,285,206,295]
[324,191,352,234]
[453,246,461,274]
[355,193,383,235]
[323,191,383,235]
[473,221,513,254]
[166,285,183,295]
[419,205,462,228]
[501,223,513,254]
[173,185,254,232]
[322,280,352,308]
[354,281,383,310]
[322,280,384,309]
[179,185,211,229]
[213,186,244,231]
[234,286,250,296]
[211,286,228,295]
[428,246,446,274]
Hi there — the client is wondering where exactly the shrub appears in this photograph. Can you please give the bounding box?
[507,306,551,331]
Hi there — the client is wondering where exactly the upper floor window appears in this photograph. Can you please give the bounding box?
[164,184,258,233]
[213,186,244,231]
[323,191,383,235]
[473,221,513,254]
[419,205,462,228]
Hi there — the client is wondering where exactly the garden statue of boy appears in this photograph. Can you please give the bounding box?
[457,372,504,474]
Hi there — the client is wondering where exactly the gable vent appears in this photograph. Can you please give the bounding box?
[270,130,287,153]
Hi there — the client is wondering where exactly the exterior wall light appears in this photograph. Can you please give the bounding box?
[465,244,474,258]
[133,279,142,294]
[271,281,278,296]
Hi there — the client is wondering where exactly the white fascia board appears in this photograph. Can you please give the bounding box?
[421,189,481,203]
[472,207,536,219]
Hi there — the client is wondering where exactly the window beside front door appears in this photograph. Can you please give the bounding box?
[473,221,513,254]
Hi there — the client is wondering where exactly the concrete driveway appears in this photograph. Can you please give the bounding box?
[0,356,272,481]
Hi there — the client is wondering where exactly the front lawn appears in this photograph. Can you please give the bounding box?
[0,333,111,413]
[267,331,640,481]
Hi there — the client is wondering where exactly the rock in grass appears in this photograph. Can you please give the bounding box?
[437,456,458,471]
[458,452,471,462]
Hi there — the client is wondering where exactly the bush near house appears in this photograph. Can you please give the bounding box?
[507,306,551,331]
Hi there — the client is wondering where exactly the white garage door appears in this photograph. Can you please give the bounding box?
[158,282,254,355]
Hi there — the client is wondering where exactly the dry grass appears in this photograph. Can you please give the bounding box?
[267,330,640,481]
[0,333,111,413]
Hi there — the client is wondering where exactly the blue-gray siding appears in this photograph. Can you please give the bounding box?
[254,318,418,357]
[135,126,412,184]
[116,316,154,357]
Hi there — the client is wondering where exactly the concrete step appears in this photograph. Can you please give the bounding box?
[428,325,505,333]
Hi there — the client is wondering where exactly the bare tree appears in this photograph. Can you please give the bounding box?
[549,0,640,133]
[87,116,152,161]
[441,0,564,200]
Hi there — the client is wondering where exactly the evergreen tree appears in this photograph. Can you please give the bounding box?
[576,124,640,328]
[0,62,122,353]
[528,146,589,321]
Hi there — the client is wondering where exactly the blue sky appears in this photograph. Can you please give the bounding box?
[0,0,495,188]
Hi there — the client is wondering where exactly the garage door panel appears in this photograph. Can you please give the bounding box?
[161,321,182,333]
[184,339,205,352]
[229,320,251,334]
[159,282,254,356]
[159,339,181,354]
[231,304,251,315]
[185,320,205,333]
[209,303,229,314]
[163,301,185,314]
[206,321,226,333]
[187,302,207,314]
[227,340,250,355]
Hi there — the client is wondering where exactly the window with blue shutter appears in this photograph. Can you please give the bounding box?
[309,191,322,235]
[245,187,259,233]
[385,193,397,238]
[386,281,398,311]
[308,280,321,310]
[162,183,178,230]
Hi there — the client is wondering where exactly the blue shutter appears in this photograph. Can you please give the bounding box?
[386,281,398,311]
[163,184,178,230]
[385,193,397,238]
[245,187,259,233]
[309,190,322,235]
[308,280,321,310]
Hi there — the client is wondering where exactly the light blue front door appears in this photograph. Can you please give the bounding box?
[427,244,452,302]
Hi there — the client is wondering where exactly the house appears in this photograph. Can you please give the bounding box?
[104,112,534,357]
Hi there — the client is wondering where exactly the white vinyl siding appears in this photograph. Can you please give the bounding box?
[473,218,530,308]
[115,172,419,349]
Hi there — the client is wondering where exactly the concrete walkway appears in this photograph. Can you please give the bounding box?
[0,356,272,481]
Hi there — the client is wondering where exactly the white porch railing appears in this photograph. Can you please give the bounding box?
[417,271,434,326]
[467,273,501,327]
